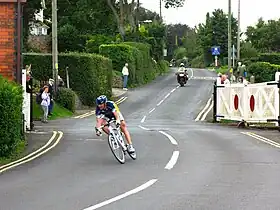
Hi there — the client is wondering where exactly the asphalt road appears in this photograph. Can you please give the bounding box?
[1,68,280,210]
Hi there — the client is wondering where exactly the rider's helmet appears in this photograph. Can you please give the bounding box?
[180,63,185,67]
[96,95,107,105]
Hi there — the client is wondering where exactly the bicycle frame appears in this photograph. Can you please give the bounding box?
[100,119,127,151]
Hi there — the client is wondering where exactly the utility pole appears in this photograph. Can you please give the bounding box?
[228,0,232,72]
[237,0,241,61]
[52,0,58,95]
[159,0,162,19]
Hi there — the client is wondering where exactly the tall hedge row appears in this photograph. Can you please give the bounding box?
[247,62,280,82]
[258,53,280,65]
[99,42,161,86]
[0,76,24,157]
[23,52,112,106]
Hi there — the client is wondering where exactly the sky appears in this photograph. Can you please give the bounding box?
[140,0,280,32]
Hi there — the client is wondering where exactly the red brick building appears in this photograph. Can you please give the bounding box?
[0,0,26,82]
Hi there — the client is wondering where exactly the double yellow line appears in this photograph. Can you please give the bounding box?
[74,96,128,119]
[0,131,63,174]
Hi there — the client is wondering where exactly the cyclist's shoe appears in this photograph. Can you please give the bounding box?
[127,144,135,153]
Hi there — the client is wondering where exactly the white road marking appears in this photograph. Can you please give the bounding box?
[82,179,158,210]
[189,68,194,78]
[165,151,180,170]
[164,93,170,99]
[138,125,150,131]
[149,108,155,114]
[176,85,180,89]
[0,131,63,173]
[157,99,164,106]
[158,131,178,145]
[241,132,280,148]
[195,98,212,121]
[170,88,176,93]
[200,100,213,121]
[141,116,146,123]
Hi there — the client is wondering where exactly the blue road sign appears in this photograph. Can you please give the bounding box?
[211,46,220,56]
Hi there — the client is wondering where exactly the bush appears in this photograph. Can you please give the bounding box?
[157,60,169,74]
[23,52,113,106]
[86,34,115,54]
[190,55,205,68]
[258,53,280,65]
[0,76,24,157]
[247,62,280,82]
[56,87,76,112]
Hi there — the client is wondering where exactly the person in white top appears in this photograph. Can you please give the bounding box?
[41,85,51,123]
[122,63,129,90]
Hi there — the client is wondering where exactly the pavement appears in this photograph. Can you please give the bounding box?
[1,68,280,209]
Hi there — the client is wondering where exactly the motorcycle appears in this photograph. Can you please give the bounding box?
[176,70,188,87]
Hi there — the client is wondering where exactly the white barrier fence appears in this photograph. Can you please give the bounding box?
[216,81,279,124]
[22,69,31,131]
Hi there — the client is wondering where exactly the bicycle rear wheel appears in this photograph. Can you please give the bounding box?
[108,134,125,164]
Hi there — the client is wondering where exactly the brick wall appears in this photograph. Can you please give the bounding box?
[0,2,16,81]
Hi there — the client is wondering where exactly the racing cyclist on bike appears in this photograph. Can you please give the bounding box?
[95,95,135,153]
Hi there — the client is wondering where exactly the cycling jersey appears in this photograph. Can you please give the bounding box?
[95,101,120,119]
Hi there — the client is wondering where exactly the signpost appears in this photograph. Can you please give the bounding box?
[211,46,220,67]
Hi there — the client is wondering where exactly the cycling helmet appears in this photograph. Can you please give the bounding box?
[180,63,184,67]
[96,95,107,105]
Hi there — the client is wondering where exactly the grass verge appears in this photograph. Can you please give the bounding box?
[32,97,73,120]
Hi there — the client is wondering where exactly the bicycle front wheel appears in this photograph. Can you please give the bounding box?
[108,134,125,164]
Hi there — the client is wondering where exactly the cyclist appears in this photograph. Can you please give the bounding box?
[95,95,135,153]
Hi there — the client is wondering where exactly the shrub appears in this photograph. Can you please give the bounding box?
[247,62,280,82]
[0,76,24,157]
[86,34,115,53]
[157,60,169,74]
[23,52,113,106]
[56,87,76,112]
[258,53,280,65]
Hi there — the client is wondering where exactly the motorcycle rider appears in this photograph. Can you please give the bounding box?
[94,95,135,153]
[176,63,188,83]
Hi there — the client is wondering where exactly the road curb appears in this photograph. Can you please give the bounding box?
[0,131,63,174]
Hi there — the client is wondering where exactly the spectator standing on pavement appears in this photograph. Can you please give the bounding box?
[48,78,54,116]
[41,85,50,123]
[122,63,129,91]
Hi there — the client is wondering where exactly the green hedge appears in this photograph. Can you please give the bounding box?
[0,76,24,157]
[247,62,280,82]
[258,53,280,65]
[57,87,76,112]
[23,52,112,106]
[157,60,169,74]
[99,42,159,86]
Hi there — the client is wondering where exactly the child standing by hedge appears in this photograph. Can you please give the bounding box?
[41,86,50,123]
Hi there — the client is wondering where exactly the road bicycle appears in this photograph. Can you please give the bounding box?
[97,117,136,164]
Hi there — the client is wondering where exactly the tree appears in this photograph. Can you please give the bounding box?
[23,0,43,50]
[163,0,185,8]
[167,24,192,58]
[44,0,117,36]
[245,18,280,52]
[197,9,238,65]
